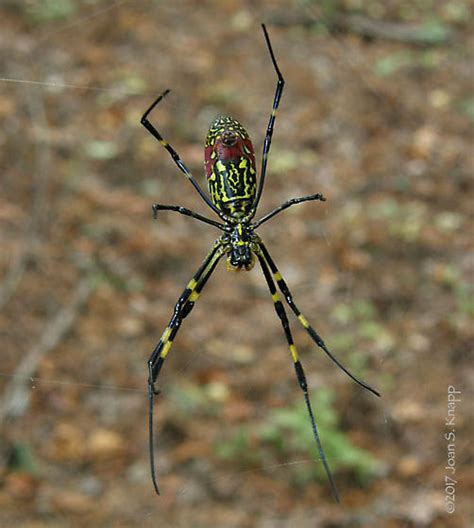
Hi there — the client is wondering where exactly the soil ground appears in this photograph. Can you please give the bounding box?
[0,1,473,527]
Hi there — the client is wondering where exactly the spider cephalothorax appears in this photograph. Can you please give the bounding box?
[222,223,260,271]
[140,24,380,502]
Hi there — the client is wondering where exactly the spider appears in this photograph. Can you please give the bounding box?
[141,24,380,501]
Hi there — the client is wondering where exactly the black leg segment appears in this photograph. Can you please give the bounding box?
[252,24,285,214]
[256,251,340,502]
[253,193,326,229]
[141,90,222,216]
[258,243,380,398]
[152,203,225,230]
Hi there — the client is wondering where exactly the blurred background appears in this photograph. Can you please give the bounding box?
[0,1,472,527]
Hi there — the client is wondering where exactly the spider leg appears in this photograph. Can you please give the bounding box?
[252,24,285,214]
[148,242,224,494]
[253,193,326,229]
[152,203,225,230]
[258,242,381,398]
[141,90,222,217]
[256,250,340,502]
[180,248,222,321]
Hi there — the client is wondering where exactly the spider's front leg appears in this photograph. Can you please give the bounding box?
[253,24,285,211]
[141,90,221,216]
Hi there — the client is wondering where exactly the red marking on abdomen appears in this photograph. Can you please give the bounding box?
[204,138,256,179]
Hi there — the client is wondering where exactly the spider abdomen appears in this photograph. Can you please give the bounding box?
[204,116,257,218]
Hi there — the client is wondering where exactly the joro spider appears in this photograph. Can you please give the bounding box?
[141,24,380,501]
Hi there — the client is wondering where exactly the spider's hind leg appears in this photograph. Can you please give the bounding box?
[258,242,380,398]
[256,250,340,502]
[147,242,224,494]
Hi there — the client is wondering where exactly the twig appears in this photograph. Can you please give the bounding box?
[268,10,452,45]
[0,279,93,425]
[336,14,452,45]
